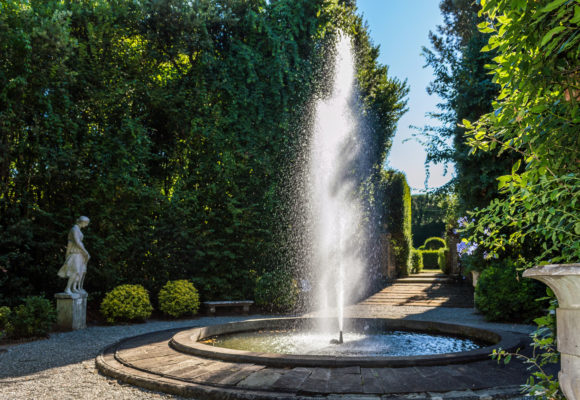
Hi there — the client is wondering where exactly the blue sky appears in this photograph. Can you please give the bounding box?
[356,1,452,193]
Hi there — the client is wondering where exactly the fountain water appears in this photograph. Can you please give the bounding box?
[307,33,370,343]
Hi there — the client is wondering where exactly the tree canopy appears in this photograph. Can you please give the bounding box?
[419,0,516,212]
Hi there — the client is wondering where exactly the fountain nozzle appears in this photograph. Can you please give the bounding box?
[330,330,344,345]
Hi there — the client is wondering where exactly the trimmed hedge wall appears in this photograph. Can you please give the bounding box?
[421,250,440,269]
[380,170,412,276]
[424,237,446,250]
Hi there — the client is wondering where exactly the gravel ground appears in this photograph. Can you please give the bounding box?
[0,307,534,400]
[0,315,273,400]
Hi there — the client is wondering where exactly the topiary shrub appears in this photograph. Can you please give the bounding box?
[8,296,56,338]
[438,248,450,274]
[421,250,440,269]
[254,269,299,313]
[475,260,546,323]
[100,284,153,323]
[158,280,200,318]
[424,237,446,250]
[410,249,423,274]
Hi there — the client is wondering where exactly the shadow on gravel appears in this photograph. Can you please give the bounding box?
[0,325,187,379]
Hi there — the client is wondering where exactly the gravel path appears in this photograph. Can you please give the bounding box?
[0,307,534,400]
[0,315,272,400]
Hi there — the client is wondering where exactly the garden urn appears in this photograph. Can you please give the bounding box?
[523,264,580,400]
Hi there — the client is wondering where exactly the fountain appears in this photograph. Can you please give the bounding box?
[165,33,519,362]
[96,33,535,399]
[307,33,372,345]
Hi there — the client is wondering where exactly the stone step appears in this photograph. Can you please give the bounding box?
[395,278,453,284]
[372,288,473,294]
[360,300,470,306]
[356,273,474,308]
[361,296,472,301]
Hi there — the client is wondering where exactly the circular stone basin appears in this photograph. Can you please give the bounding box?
[170,317,525,368]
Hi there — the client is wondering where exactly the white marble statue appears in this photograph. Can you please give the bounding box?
[58,216,90,295]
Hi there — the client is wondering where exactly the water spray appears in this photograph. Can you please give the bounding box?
[308,33,365,348]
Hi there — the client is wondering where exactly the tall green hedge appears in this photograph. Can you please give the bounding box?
[380,171,412,276]
[0,0,408,305]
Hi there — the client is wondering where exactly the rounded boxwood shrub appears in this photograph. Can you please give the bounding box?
[100,284,153,323]
[158,280,200,318]
[410,249,423,274]
[255,269,299,313]
[475,260,546,323]
[9,296,56,338]
[424,237,446,250]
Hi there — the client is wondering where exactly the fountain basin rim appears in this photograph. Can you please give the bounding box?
[169,317,526,368]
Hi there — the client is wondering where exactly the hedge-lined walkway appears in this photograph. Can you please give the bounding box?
[357,271,474,308]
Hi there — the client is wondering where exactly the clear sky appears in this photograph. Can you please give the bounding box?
[356,1,453,193]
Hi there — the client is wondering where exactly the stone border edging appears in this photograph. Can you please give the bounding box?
[169,317,527,368]
[95,341,298,400]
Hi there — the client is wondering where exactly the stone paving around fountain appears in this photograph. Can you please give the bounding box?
[93,275,547,400]
[97,326,533,399]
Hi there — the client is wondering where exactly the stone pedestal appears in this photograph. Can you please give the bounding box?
[447,233,460,275]
[471,270,481,288]
[379,233,397,280]
[471,270,481,311]
[523,264,580,400]
[55,292,87,331]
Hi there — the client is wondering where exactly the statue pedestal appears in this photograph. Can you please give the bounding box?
[523,264,580,400]
[55,292,87,330]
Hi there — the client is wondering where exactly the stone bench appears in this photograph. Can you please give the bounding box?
[203,300,253,315]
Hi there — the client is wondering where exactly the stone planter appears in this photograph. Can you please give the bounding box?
[523,263,580,400]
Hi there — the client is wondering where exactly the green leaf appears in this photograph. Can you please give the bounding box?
[572,5,580,24]
[540,0,569,14]
[512,160,521,175]
[540,26,566,47]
